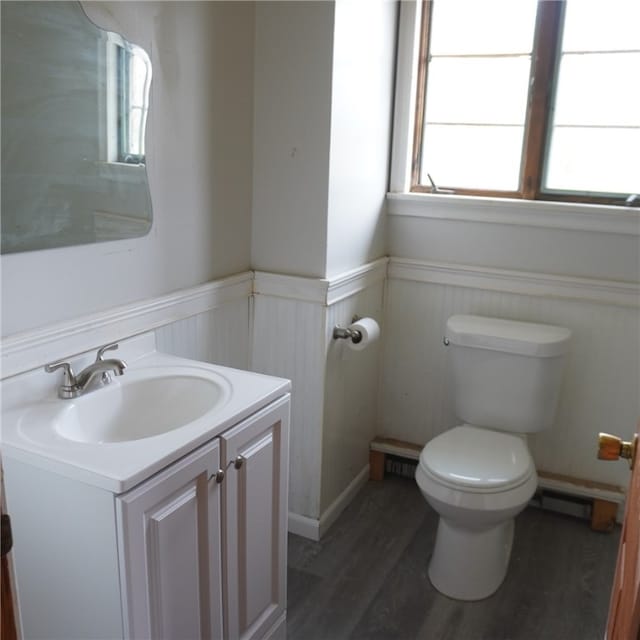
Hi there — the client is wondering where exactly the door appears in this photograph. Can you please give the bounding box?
[221,395,290,640]
[600,423,640,640]
[1,485,18,640]
[116,439,224,640]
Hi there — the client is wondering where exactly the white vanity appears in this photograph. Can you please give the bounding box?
[1,336,291,640]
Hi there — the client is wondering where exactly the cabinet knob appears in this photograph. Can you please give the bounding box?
[234,455,245,470]
[209,469,225,484]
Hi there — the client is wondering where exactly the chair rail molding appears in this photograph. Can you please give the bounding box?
[253,257,388,306]
[1,272,253,379]
[389,258,640,309]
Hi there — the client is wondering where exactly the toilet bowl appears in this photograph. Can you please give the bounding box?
[415,425,537,600]
[416,315,571,601]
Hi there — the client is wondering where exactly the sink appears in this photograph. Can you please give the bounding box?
[22,366,232,445]
[1,345,290,492]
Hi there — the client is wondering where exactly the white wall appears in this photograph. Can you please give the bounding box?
[250,0,397,531]
[1,2,255,336]
[251,1,334,278]
[388,196,640,282]
[252,0,397,280]
[325,0,396,277]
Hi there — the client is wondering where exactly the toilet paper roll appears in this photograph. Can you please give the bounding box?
[347,317,380,351]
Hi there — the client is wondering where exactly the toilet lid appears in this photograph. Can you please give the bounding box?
[419,425,534,491]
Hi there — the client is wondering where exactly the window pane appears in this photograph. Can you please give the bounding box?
[544,2,640,196]
[420,124,524,191]
[425,57,531,125]
[554,52,640,127]
[128,109,144,156]
[545,127,640,194]
[130,55,148,107]
[562,0,640,52]
[430,0,537,55]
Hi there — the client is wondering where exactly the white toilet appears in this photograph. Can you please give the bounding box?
[415,315,571,601]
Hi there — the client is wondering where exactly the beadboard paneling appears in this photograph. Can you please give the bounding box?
[251,294,327,519]
[155,298,250,370]
[321,281,385,513]
[379,276,640,489]
[252,260,387,526]
[1,273,252,379]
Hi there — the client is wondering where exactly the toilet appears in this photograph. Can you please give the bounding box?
[415,315,571,601]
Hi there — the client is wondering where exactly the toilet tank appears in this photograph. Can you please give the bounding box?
[445,315,571,433]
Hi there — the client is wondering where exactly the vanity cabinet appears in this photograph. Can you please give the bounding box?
[3,393,290,640]
[117,439,225,639]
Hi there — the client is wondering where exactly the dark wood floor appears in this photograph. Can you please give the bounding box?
[287,476,619,640]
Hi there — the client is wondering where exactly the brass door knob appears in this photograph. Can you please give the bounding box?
[598,432,637,469]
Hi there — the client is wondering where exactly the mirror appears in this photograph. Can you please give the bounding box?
[1,1,153,254]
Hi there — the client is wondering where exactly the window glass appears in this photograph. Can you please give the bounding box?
[429,0,537,55]
[544,1,640,194]
[422,124,524,191]
[419,1,536,190]
[545,128,640,194]
[413,0,640,202]
[561,0,640,52]
[116,45,150,164]
[424,58,531,125]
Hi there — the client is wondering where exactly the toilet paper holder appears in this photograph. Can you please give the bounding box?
[333,315,363,344]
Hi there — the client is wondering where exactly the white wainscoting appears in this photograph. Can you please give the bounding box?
[380,258,640,489]
[322,279,385,514]
[1,272,252,380]
[252,258,387,534]
[251,292,327,520]
[155,298,250,370]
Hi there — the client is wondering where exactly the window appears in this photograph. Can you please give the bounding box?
[104,33,151,166]
[412,0,640,205]
[115,44,150,164]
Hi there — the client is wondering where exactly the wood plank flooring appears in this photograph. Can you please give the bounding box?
[287,476,619,640]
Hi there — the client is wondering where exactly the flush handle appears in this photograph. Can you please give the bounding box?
[598,432,637,469]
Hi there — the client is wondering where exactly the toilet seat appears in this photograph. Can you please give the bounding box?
[419,425,535,493]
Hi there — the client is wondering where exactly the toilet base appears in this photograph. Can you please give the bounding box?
[428,517,515,601]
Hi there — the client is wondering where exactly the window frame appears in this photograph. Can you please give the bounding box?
[410,0,636,207]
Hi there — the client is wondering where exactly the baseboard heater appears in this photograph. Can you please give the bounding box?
[370,437,625,532]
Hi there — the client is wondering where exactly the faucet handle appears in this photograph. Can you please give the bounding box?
[96,342,119,361]
[44,361,76,386]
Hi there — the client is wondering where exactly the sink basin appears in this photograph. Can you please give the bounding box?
[46,367,231,444]
[2,346,290,492]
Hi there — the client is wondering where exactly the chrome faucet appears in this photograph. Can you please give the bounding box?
[45,342,127,399]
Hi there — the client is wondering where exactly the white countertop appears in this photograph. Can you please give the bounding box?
[1,348,290,493]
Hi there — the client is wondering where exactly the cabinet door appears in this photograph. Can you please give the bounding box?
[221,395,290,640]
[116,440,224,640]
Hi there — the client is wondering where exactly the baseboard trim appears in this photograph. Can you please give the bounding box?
[318,464,370,539]
[388,258,640,308]
[262,610,286,640]
[288,464,370,542]
[287,513,320,542]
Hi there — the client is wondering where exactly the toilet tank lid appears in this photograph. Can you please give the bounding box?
[445,315,571,357]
